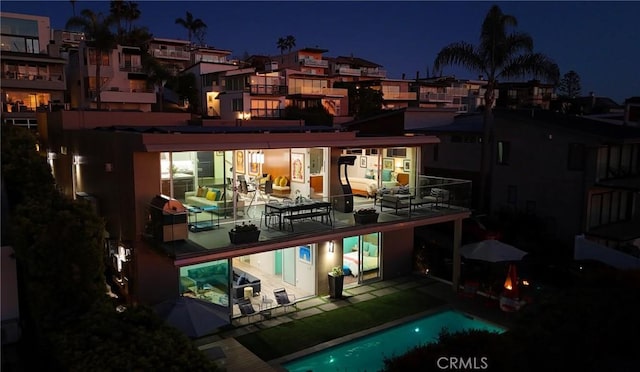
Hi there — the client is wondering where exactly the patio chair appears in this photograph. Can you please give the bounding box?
[237,298,258,324]
[273,288,297,313]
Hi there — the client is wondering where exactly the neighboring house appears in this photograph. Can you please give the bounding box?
[41,110,470,316]
[149,37,192,76]
[66,42,156,111]
[326,55,387,83]
[418,108,640,258]
[1,12,67,129]
[496,80,557,110]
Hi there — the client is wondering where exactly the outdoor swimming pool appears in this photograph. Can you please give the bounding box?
[282,309,505,372]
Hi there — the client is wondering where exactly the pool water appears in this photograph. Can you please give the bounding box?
[282,310,505,372]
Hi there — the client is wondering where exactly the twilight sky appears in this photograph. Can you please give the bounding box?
[2,1,639,103]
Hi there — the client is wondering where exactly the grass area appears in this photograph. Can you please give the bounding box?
[235,290,446,361]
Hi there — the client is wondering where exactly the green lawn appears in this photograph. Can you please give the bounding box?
[235,290,446,361]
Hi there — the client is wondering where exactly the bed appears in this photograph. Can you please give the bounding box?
[343,250,379,277]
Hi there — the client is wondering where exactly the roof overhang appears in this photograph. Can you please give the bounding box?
[139,132,439,152]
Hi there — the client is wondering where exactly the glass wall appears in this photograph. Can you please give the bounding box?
[179,260,230,307]
[342,232,381,284]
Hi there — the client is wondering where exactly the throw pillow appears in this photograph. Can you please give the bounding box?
[279,177,288,187]
[369,244,379,257]
[206,190,216,201]
[211,188,223,201]
[196,186,205,197]
[274,176,282,186]
[200,187,209,197]
[382,170,392,182]
[365,173,374,179]
[236,274,245,286]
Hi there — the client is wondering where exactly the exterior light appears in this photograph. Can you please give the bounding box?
[329,241,334,253]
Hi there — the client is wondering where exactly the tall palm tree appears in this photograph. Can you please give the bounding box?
[175,11,207,45]
[109,0,126,40]
[285,35,296,52]
[433,5,559,212]
[66,9,116,111]
[276,37,287,54]
[123,1,141,34]
[70,0,77,17]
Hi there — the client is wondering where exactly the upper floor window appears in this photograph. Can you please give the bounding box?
[232,98,242,112]
[88,49,110,66]
[497,141,510,165]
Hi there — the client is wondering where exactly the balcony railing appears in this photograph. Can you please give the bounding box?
[335,67,361,76]
[420,92,453,102]
[249,85,286,95]
[383,92,417,100]
[287,87,347,97]
[362,69,386,78]
[120,65,145,73]
[152,49,191,60]
[249,108,284,118]
[3,72,63,81]
[300,58,329,68]
[147,176,471,258]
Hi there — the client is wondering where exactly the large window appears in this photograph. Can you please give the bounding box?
[179,260,230,306]
[250,99,280,118]
[87,48,110,66]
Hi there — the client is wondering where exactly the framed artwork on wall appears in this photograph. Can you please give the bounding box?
[403,159,411,172]
[298,245,312,264]
[291,152,305,183]
[360,156,367,168]
[383,158,394,170]
[235,150,245,174]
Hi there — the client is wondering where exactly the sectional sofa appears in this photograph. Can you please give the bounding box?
[184,187,244,215]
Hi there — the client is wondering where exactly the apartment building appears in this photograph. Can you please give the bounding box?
[66,42,156,111]
[1,12,67,129]
[40,110,470,318]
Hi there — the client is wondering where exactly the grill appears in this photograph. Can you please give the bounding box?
[149,194,188,242]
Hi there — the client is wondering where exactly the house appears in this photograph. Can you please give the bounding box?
[40,110,471,318]
[419,108,640,260]
[66,42,156,111]
[1,12,67,129]
[496,80,557,110]
[326,55,387,83]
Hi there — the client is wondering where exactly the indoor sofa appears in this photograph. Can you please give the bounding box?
[184,187,244,215]
[232,268,261,299]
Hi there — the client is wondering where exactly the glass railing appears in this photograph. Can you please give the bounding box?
[148,176,471,258]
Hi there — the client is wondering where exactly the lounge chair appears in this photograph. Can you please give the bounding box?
[237,298,258,324]
[273,288,297,313]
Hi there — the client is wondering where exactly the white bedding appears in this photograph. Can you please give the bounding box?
[343,251,379,276]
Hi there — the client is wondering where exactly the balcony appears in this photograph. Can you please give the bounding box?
[152,49,191,60]
[249,85,286,96]
[361,69,386,78]
[120,64,145,73]
[146,176,472,258]
[383,92,417,100]
[287,86,347,97]
[420,92,454,103]
[335,67,361,76]
[300,58,329,68]
[2,72,66,90]
[249,108,284,119]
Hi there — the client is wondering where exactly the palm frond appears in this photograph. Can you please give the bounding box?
[433,42,483,76]
[499,53,560,83]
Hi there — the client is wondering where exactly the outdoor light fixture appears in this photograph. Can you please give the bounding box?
[329,241,334,253]
[73,155,82,165]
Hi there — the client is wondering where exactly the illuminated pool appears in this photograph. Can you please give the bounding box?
[282,310,505,372]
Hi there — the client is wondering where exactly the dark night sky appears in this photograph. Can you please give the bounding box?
[3,1,639,103]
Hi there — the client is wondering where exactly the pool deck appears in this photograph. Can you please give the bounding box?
[194,275,515,371]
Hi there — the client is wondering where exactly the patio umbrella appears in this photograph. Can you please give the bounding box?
[154,296,230,338]
[460,239,528,263]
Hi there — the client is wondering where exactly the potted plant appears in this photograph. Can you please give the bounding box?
[228,222,260,244]
[328,266,344,299]
[353,208,379,224]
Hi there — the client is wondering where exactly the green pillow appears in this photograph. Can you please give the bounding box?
[382,170,392,182]
[211,188,223,201]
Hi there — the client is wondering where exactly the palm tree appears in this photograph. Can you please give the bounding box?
[70,0,77,17]
[433,5,559,212]
[66,9,116,111]
[175,11,207,45]
[276,37,287,54]
[109,0,126,39]
[285,35,296,52]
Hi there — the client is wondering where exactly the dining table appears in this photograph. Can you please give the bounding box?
[264,200,332,230]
